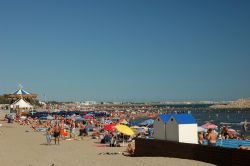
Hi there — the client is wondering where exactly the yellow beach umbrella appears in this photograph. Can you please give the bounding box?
[115,124,135,136]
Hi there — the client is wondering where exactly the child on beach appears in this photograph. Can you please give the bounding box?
[123,143,134,156]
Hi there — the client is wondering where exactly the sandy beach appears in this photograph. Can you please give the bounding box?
[0,112,214,166]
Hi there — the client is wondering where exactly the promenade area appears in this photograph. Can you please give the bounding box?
[0,112,214,166]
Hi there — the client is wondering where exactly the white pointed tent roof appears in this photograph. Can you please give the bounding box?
[10,98,33,109]
[4,86,37,99]
[12,89,30,95]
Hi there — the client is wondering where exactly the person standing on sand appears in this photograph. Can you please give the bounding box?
[53,124,61,145]
[46,126,53,145]
[70,123,76,140]
[207,128,217,146]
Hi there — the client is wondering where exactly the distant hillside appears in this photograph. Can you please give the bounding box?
[211,98,250,109]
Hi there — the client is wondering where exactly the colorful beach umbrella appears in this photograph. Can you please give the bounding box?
[115,124,135,136]
[84,115,93,119]
[201,122,218,129]
[104,124,115,131]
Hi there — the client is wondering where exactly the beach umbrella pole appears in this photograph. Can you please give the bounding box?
[123,134,124,147]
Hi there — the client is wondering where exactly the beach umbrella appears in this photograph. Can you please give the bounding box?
[104,124,116,131]
[115,124,135,136]
[141,119,154,126]
[84,115,93,119]
[201,122,218,129]
[115,124,135,147]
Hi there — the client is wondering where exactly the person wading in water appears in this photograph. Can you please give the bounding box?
[207,128,217,146]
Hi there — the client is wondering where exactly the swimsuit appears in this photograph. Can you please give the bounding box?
[54,131,60,137]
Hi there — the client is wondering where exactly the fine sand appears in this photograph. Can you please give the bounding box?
[0,112,214,166]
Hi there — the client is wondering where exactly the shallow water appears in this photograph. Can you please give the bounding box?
[203,139,250,148]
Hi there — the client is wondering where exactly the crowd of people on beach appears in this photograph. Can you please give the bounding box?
[3,110,250,152]
[4,112,142,155]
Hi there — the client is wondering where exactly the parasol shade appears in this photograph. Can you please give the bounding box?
[115,124,135,136]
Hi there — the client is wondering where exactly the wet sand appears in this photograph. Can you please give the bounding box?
[0,112,214,166]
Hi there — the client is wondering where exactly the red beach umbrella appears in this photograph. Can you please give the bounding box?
[104,124,115,131]
[84,115,93,119]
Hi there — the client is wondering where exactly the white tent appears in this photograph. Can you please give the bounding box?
[10,98,33,110]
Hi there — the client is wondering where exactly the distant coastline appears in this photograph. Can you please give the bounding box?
[210,98,250,109]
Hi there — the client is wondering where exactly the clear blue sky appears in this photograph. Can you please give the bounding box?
[0,0,250,102]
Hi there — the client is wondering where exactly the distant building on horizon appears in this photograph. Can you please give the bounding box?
[81,101,98,105]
